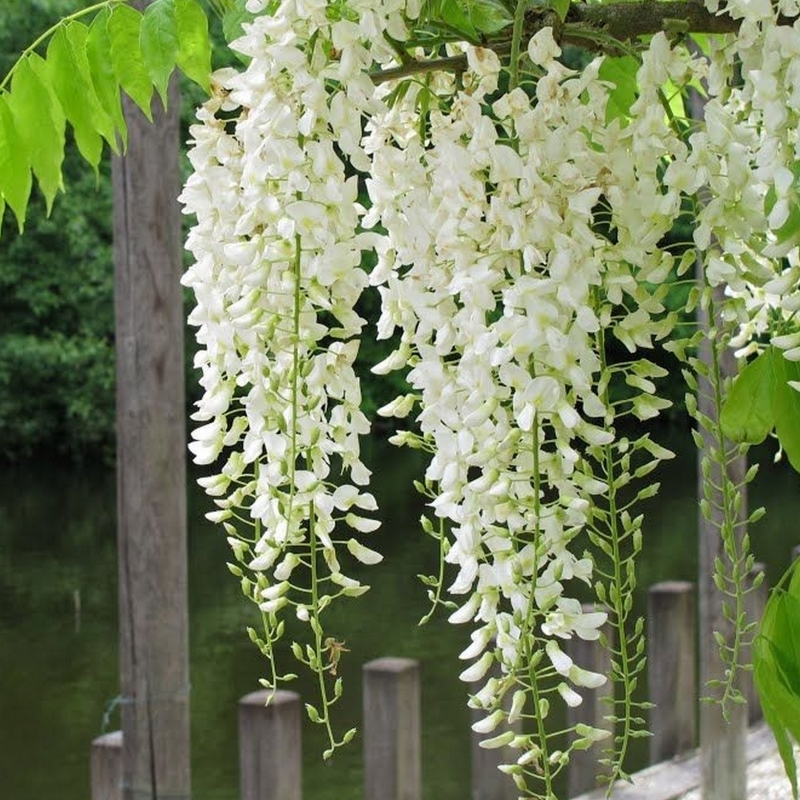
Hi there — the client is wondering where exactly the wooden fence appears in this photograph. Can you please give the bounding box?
[90,568,773,800]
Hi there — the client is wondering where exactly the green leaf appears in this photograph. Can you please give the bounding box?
[0,95,32,231]
[720,348,776,444]
[774,354,800,473]
[466,0,513,34]
[599,56,639,124]
[551,0,570,23]
[108,3,154,120]
[140,0,180,105]
[175,0,211,92]
[439,0,479,40]
[775,203,800,247]
[771,594,800,693]
[662,79,685,121]
[45,26,105,172]
[87,8,127,152]
[755,584,800,800]
[8,55,65,214]
[222,0,256,55]
[67,21,119,147]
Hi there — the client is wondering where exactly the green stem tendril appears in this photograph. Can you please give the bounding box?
[597,323,638,785]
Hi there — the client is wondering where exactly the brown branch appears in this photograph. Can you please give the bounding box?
[369,2,796,84]
[564,0,741,42]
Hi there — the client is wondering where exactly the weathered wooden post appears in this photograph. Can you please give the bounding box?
[363,657,421,800]
[112,20,189,800]
[566,609,614,798]
[470,661,520,800]
[648,581,697,763]
[238,690,302,800]
[91,731,123,800]
[743,563,767,724]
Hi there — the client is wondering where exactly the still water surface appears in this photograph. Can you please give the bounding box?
[1,431,798,800]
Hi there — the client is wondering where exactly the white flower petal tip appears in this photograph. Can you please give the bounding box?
[346,538,383,565]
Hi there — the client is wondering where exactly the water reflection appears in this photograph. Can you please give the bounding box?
[0,431,798,799]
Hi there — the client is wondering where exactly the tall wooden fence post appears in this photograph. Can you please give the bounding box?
[648,581,697,763]
[239,690,302,800]
[363,657,421,800]
[91,731,123,800]
[113,40,189,800]
[566,610,614,798]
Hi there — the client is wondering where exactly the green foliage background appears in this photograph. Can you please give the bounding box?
[0,0,116,460]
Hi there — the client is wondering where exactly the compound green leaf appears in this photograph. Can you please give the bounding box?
[175,0,212,92]
[720,347,775,445]
[87,7,127,152]
[140,0,179,105]
[108,3,154,120]
[66,22,118,147]
[45,26,104,172]
[0,96,32,231]
[774,354,800,473]
[8,55,65,214]
[599,55,639,124]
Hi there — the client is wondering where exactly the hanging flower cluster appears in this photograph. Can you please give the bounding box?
[180,0,410,755]
[367,29,704,789]
[180,0,800,791]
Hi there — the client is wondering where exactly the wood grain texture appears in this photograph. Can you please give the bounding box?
[112,60,189,800]
[238,690,302,800]
[648,582,697,764]
[363,657,421,800]
[91,731,123,800]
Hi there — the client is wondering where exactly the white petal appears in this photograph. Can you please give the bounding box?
[347,538,383,565]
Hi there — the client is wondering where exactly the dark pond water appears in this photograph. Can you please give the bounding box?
[1,430,798,800]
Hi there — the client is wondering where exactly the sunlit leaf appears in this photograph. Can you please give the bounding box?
[45,26,104,171]
[720,347,775,444]
[140,0,179,104]
[8,55,65,214]
[175,0,212,92]
[87,7,127,151]
[0,96,32,230]
[599,55,639,124]
[108,3,154,120]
